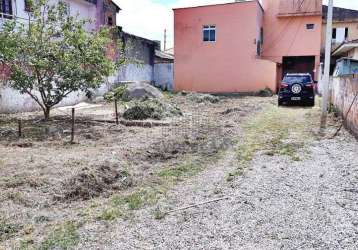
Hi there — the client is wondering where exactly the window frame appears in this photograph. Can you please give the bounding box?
[332,28,337,39]
[0,0,13,19]
[107,15,114,26]
[203,25,216,43]
[306,24,315,30]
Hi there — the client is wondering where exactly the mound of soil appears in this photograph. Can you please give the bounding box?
[122,82,164,101]
[123,99,182,120]
[188,93,220,104]
[59,163,132,201]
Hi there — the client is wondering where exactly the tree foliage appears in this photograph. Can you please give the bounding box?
[0,0,119,119]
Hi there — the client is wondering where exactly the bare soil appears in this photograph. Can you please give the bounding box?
[1,95,356,250]
[0,95,269,249]
[77,102,358,250]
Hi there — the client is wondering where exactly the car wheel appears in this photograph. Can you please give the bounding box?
[278,100,283,106]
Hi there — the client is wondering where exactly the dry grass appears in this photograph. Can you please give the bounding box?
[40,222,79,250]
[227,104,319,180]
[0,95,271,248]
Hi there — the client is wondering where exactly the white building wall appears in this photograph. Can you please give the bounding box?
[154,63,173,90]
[53,0,97,31]
[0,87,88,113]
[116,64,154,83]
[1,0,97,31]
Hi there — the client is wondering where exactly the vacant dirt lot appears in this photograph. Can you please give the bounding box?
[1,94,357,250]
[0,94,269,249]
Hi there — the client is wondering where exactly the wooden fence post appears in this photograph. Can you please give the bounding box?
[115,99,119,125]
[18,119,22,138]
[71,108,75,143]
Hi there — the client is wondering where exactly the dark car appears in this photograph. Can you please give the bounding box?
[278,73,315,106]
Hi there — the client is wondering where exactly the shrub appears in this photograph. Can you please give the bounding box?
[104,85,128,102]
[258,87,274,97]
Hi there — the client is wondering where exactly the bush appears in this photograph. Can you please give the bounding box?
[104,85,128,102]
[258,87,274,97]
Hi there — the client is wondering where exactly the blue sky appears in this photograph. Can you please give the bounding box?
[114,0,358,50]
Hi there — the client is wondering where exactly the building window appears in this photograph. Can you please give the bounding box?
[107,16,113,26]
[203,25,216,42]
[332,28,337,39]
[0,0,13,19]
[24,0,33,12]
[306,24,315,30]
[333,27,348,43]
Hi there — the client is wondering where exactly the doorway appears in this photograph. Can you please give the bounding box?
[282,56,316,79]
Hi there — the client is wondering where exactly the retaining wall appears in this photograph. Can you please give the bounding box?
[331,76,358,136]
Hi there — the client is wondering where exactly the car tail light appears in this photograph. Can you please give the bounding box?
[280,83,288,88]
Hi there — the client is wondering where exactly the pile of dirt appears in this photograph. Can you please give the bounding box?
[59,163,132,201]
[123,99,182,120]
[144,124,230,162]
[122,82,164,101]
[188,93,220,104]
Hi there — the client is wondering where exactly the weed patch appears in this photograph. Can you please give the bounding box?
[153,207,166,220]
[232,105,318,177]
[158,161,202,180]
[0,217,21,242]
[98,207,123,221]
[120,189,161,210]
[40,222,79,250]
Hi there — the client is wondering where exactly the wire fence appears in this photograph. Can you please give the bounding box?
[0,101,120,143]
[0,100,233,158]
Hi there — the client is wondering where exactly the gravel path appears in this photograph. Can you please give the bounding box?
[78,130,358,250]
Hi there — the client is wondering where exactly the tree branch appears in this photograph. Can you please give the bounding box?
[24,89,45,111]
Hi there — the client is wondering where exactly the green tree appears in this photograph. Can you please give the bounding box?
[0,0,119,119]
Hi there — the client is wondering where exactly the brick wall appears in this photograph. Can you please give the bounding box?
[332,77,358,136]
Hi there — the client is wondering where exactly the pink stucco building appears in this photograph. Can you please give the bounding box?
[173,0,322,93]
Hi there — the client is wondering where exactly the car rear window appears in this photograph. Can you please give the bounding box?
[283,75,312,84]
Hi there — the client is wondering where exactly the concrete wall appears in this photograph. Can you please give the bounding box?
[116,64,153,83]
[332,76,358,136]
[63,0,97,31]
[116,32,157,83]
[0,86,88,113]
[173,1,276,93]
[154,63,174,90]
[0,0,97,31]
[261,0,322,81]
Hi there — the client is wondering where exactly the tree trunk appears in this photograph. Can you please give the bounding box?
[43,107,51,121]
